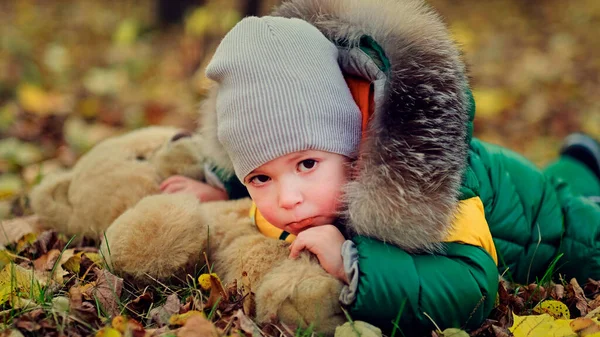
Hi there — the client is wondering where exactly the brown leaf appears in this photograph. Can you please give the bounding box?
[126,290,153,314]
[177,314,218,337]
[91,267,123,318]
[150,293,181,327]
[0,215,40,246]
[205,274,226,309]
[233,309,261,337]
[550,283,565,300]
[13,308,45,332]
[33,230,63,256]
[490,325,511,337]
[584,279,600,296]
[570,317,600,336]
[72,301,101,325]
[80,253,100,279]
[32,249,61,271]
[69,284,83,308]
[568,278,590,316]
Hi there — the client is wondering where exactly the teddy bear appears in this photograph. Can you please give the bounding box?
[27,125,345,334]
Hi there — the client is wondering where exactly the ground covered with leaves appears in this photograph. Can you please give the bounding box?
[1,0,600,336]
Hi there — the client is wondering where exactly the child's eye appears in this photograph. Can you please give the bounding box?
[249,175,271,186]
[298,159,317,172]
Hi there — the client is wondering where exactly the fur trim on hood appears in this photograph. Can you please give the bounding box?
[201,0,471,253]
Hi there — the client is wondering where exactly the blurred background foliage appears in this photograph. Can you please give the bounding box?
[0,0,598,219]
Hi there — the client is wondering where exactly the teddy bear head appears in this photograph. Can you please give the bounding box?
[30,127,206,238]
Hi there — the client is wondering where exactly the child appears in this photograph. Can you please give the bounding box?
[162,1,600,335]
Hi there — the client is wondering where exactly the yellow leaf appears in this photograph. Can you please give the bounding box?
[16,232,37,253]
[113,19,139,46]
[185,8,213,37]
[62,251,82,274]
[509,313,573,337]
[198,273,219,291]
[0,174,23,200]
[83,252,103,267]
[111,315,127,332]
[16,84,66,116]
[169,310,205,326]
[0,250,14,269]
[95,327,122,337]
[533,300,570,319]
[0,264,42,305]
[471,88,513,119]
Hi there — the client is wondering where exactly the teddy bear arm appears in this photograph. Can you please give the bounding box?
[29,171,74,234]
[101,193,207,281]
[253,254,345,335]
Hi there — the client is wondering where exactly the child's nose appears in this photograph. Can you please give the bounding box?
[278,185,303,210]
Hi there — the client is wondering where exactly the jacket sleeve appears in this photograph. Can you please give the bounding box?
[348,237,498,335]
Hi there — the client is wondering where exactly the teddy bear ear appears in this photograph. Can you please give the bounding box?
[29,171,74,232]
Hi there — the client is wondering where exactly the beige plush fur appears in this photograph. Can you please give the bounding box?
[25,126,343,334]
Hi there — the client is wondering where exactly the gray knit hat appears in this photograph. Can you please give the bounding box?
[205,16,361,181]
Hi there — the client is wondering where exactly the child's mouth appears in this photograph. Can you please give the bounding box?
[285,217,318,232]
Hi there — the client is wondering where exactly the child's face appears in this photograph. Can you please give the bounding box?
[244,150,349,235]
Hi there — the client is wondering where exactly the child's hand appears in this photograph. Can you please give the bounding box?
[160,175,228,202]
[289,225,349,284]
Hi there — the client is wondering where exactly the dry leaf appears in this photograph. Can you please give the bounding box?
[570,318,600,336]
[205,274,226,309]
[0,264,42,305]
[177,314,218,337]
[569,278,590,316]
[233,309,263,337]
[150,293,181,327]
[91,268,123,318]
[169,310,205,326]
[532,300,570,319]
[0,215,40,246]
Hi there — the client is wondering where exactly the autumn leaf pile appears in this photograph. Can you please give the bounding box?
[0,227,318,337]
[1,0,600,336]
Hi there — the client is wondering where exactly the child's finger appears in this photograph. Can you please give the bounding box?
[162,182,184,194]
[159,175,185,190]
[289,240,305,259]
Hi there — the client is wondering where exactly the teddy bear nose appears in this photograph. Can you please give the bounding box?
[171,132,192,142]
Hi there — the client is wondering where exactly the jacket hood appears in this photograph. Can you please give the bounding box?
[201,0,472,253]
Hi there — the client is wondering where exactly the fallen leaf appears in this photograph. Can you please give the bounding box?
[91,268,124,318]
[95,327,122,337]
[509,313,572,337]
[439,328,469,337]
[205,274,226,309]
[32,249,61,271]
[491,325,511,337]
[177,314,218,337]
[551,284,565,300]
[125,290,153,314]
[569,278,590,316]
[169,310,205,326]
[52,296,70,315]
[570,318,600,336]
[0,263,42,305]
[0,215,40,246]
[533,300,570,319]
[233,309,262,337]
[150,293,181,327]
[69,284,83,308]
